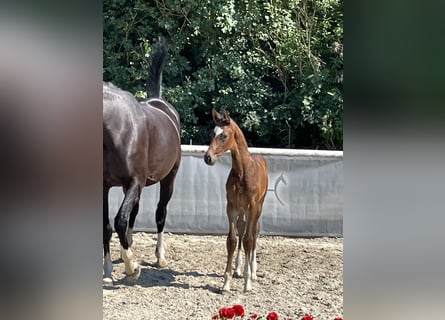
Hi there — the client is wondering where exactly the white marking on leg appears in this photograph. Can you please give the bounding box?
[222,272,232,292]
[121,246,133,261]
[121,246,139,276]
[214,126,223,137]
[103,253,113,281]
[156,232,166,267]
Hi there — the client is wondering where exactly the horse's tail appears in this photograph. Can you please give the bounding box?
[146,37,169,99]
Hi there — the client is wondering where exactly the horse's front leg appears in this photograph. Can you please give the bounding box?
[222,207,237,292]
[234,212,245,278]
[115,181,141,281]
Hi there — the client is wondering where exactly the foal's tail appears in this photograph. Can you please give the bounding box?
[147,37,169,99]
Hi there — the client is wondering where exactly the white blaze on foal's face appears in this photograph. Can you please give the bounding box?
[214,126,223,137]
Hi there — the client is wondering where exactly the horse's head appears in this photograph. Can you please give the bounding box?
[204,108,235,166]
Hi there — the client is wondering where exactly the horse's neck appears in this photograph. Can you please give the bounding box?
[229,124,251,178]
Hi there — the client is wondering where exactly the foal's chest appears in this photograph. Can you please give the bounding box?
[226,177,253,208]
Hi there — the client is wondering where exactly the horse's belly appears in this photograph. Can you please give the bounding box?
[144,146,179,182]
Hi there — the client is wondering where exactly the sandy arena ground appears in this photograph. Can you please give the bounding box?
[103,232,343,320]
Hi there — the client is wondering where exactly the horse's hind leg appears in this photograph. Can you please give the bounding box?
[119,203,138,261]
[114,180,142,280]
[243,209,260,292]
[126,203,139,247]
[155,167,178,267]
[243,205,263,292]
[251,220,260,280]
[103,187,113,284]
[251,201,264,281]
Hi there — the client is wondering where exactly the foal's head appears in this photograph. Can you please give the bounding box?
[204,109,236,166]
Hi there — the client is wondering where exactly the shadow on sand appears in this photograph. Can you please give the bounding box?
[103,260,222,294]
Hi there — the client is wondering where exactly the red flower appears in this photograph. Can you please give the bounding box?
[266,311,279,320]
[226,308,235,319]
[334,318,343,320]
[233,304,245,317]
[219,307,236,319]
[212,315,218,320]
[250,313,259,319]
[301,314,313,320]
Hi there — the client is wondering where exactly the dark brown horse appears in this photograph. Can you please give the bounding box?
[103,39,181,284]
[204,109,268,292]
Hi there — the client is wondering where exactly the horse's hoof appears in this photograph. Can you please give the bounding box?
[233,270,242,278]
[221,284,231,293]
[221,288,231,294]
[156,259,167,268]
[103,277,113,286]
[125,259,140,275]
[126,265,141,282]
[243,281,252,292]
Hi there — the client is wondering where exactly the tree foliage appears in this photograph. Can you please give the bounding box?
[104,0,343,149]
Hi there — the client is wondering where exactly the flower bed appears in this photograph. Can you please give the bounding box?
[212,304,342,320]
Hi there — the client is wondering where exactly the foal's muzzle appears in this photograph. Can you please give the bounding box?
[204,153,212,165]
[204,153,213,166]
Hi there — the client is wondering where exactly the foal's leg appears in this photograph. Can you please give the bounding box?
[222,205,237,292]
[244,204,263,291]
[234,212,245,278]
[251,220,260,280]
[155,167,178,267]
[242,213,255,292]
[103,187,113,284]
[114,180,141,279]
[252,202,264,280]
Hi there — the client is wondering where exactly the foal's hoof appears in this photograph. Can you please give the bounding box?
[243,284,252,293]
[221,284,231,293]
[233,270,243,278]
[103,277,113,286]
[220,288,231,295]
[155,259,167,268]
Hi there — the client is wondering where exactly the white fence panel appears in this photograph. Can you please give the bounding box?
[109,146,343,237]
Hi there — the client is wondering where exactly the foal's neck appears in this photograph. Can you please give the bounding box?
[229,122,251,177]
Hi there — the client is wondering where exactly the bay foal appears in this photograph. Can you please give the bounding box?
[204,109,268,292]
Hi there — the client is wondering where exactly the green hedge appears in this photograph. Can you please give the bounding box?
[104,0,343,149]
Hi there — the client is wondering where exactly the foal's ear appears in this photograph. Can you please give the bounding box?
[212,108,230,126]
[222,110,230,123]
